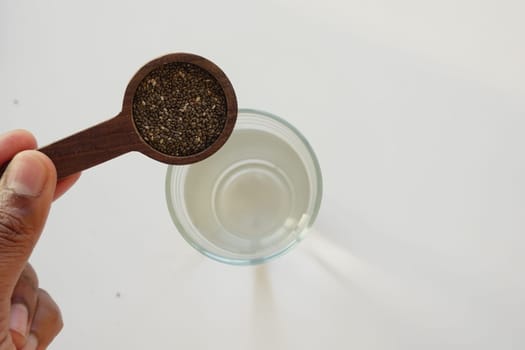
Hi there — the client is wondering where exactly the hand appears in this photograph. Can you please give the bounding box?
[0,130,80,350]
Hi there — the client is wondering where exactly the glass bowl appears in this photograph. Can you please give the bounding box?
[165,108,322,265]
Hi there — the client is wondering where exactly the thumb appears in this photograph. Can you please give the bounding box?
[0,151,56,326]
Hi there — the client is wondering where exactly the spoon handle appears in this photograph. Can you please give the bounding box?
[0,112,138,180]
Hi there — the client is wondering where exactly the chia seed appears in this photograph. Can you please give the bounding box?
[132,62,227,156]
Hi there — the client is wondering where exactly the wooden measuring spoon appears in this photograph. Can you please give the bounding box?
[0,53,237,179]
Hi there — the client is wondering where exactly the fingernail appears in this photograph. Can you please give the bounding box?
[9,303,28,337]
[4,152,48,197]
[22,333,38,350]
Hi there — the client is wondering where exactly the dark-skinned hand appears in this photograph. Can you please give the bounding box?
[0,130,80,350]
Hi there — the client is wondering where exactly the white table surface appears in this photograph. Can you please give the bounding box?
[2,1,525,349]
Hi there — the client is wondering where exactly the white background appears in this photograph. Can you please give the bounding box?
[2,0,525,349]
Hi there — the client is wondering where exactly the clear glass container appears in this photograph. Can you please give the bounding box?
[165,109,322,265]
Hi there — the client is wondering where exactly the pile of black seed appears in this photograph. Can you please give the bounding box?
[132,62,227,157]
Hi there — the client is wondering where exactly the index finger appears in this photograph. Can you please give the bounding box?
[0,130,37,163]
